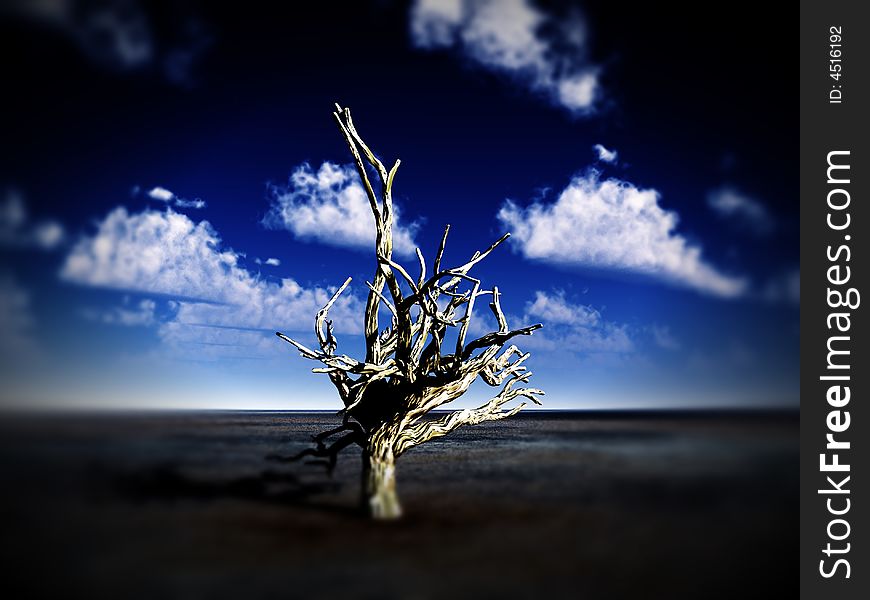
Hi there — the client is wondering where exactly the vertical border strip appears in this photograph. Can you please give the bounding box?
[800,1,868,597]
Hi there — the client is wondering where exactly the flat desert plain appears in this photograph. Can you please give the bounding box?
[0,411,798,599]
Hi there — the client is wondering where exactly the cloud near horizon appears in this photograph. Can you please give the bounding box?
[410,0,601,115]
[649,324,681,351]
[263,162,420,257]
[519,290,633,355]
[82,298,157,327]
[60,206,364,361]
[0,273,39,360]
[497,172,747,298]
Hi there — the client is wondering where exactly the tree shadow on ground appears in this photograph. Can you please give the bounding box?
[109,462,359,517]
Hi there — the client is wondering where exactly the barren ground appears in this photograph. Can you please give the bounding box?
[0,411,797,599]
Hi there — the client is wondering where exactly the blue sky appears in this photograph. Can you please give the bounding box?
[0,0,798,410]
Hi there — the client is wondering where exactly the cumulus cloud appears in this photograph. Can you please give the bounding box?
[263,162,420,257]
[707,187,774,235]
[0,189,65,250]
[61,207,232,299]
[410,0,601,115]
[521,290,633,354]
[60,207,364,343]
[593,143,618,164]
[498,172,747,298]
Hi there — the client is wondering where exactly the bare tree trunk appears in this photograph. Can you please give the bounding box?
[362,426,402,519]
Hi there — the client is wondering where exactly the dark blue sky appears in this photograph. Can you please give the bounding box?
[0,1,798,409]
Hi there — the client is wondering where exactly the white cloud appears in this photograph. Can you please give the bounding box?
[0,189,65,250]
[707,187,773,235]
[143,186,206,209]
[83,298,157,327]
[557,73,598,112]
[498,172,747,298]
[649,324,681,351]
[254,257,281,266]
[33,222,66,248]
[523,291,685,358]
[761,268,799,305]
[155,278,368,362]
[61,207,232,299]
[263,162,420,257]
[525,290,600,328]
[521,290,633,354]
[155,319,283,362]
[410,0,601,115]
[0,274,38,359]
[60,207,365,347]
[174,197,207,209]
[147,186,174,202]
[410,0,463,47]
[0,191,26,229]
[593,143,618,164]
[3,0,210,86]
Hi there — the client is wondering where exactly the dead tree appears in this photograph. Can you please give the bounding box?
[275,105,544,519]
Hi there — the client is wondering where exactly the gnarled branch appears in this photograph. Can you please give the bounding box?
[276,105,545,518]
[394,372,545,456]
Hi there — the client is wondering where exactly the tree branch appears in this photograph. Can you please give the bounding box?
[395,373,544,456]
[277,105,545,485]
[316,276,352,354]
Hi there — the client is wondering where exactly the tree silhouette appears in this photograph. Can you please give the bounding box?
[275,105,544,519]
